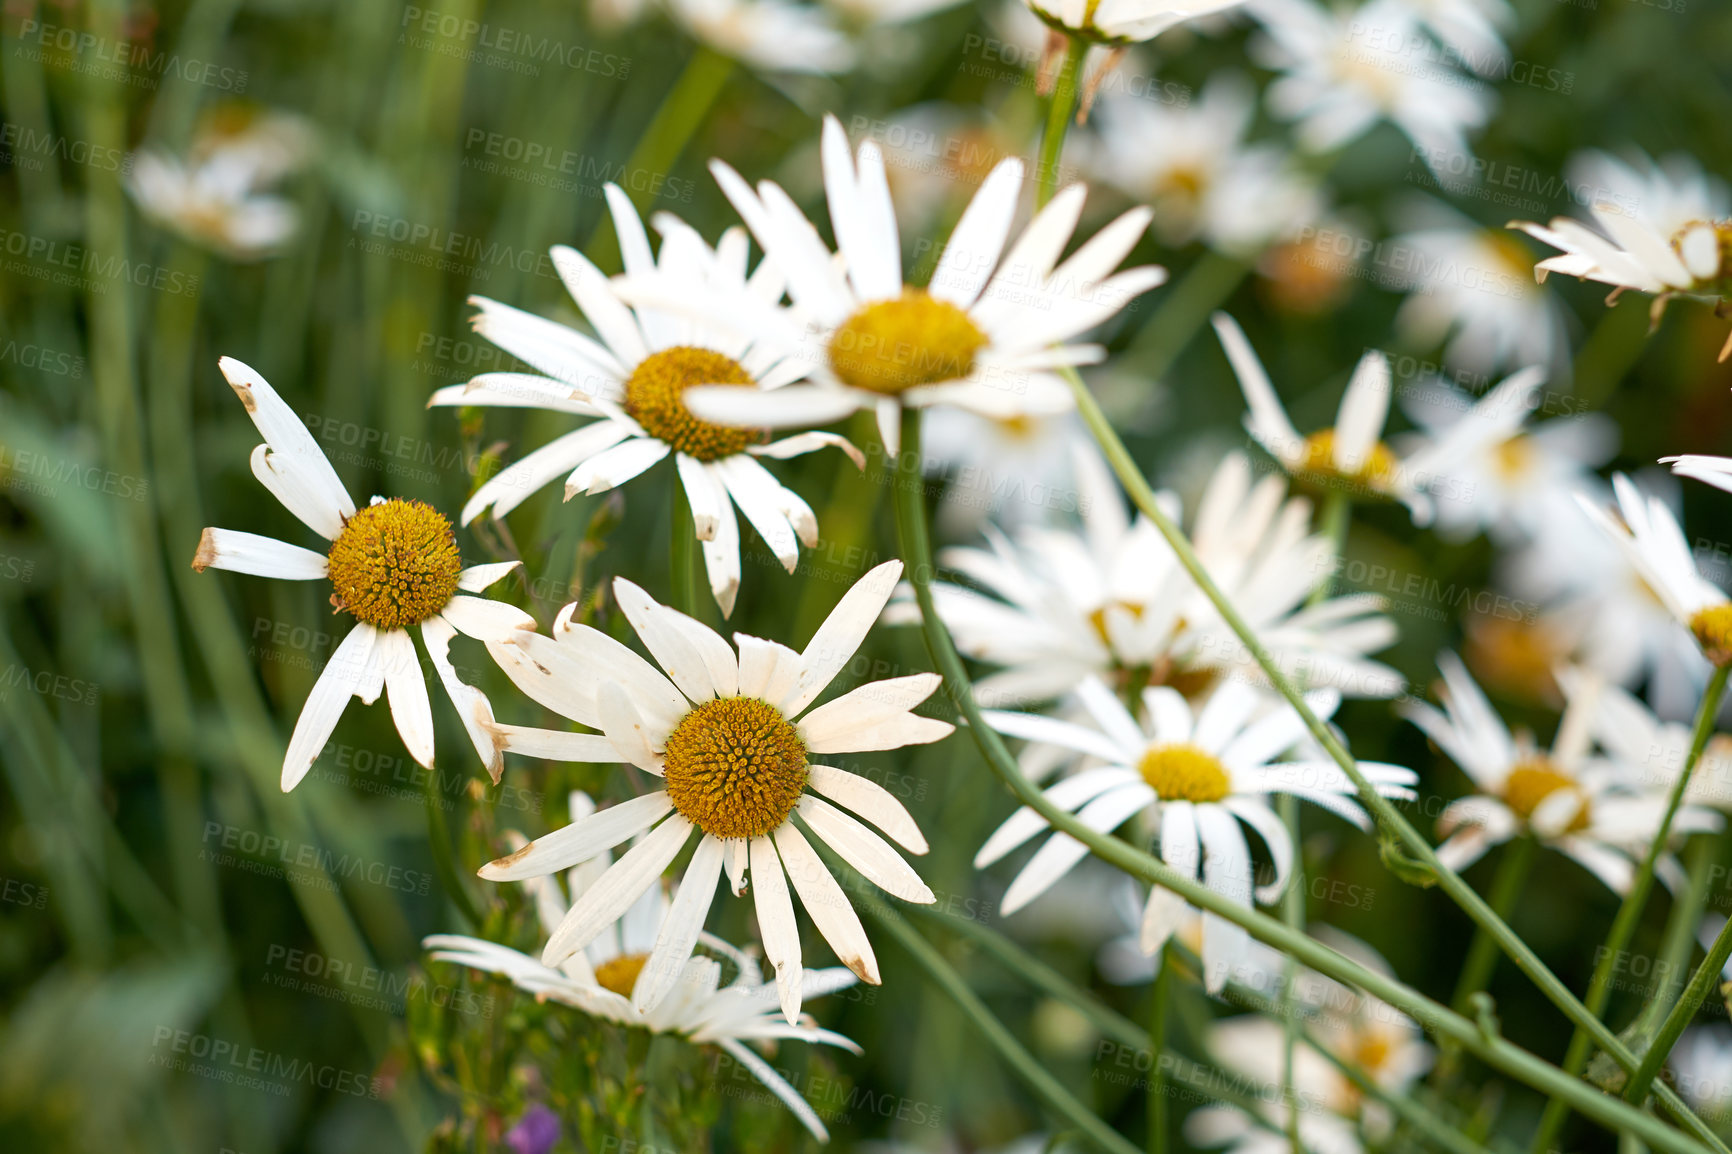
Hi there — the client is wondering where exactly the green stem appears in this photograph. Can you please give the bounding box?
[425,757,481,930]
[1432,836,1537,1088]
[857,892,1142,1154]
[1311,489,1351,604]
[1278,791,1305,1154]
[1053,368,1726,1151]
[1636,835,1721,1035]
[1149,947,1171,1154]
[670,481,701,619]
[586,44,734,260]
[1532,663,1732,1149]
[1627,845,1732,1103]
[1035,36,1088,209]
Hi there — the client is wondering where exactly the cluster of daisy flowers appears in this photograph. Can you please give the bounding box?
[177,0,1732,1145]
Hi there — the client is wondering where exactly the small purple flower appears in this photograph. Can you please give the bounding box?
[506,1104,560,1154]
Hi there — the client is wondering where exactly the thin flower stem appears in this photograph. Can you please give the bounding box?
[1053,368,1727,1152]
[1635,835,1721,1036]
[1035,35,1088,209]
[891,405,1717,1154]
[1444,836,1538,1045]
[670,482,702,620]
[1148,946,1171,1154]
[1278,790,1304,1154]
[855,890,1144,1154]
[1531,663,1732,1150]
[1628,907,1732,1105]
[424,756,482,930]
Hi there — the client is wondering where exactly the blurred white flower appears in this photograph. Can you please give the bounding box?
[1392,0,1511,74]
[1511,151,1732,357]
[592,0,855,71]
[1672,1024,1732,1121]
[891,446,1403,705]
[1394,367,1616,543]
[976,675,1414,989]
[1026,0,1245,43]
[1401,654,1718,891]
[191,359,533,790]
[435,185,859,617]
[1591,681,1732,811]
[1384,198,1572,378]
[1085,74,1323,256]
[427,793,861,1142]
[127,109,311,259]
[1249,0,1492,164]
[922,409,1084,536]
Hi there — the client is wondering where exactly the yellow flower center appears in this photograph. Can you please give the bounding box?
[1691,604,1732,666]
[1297,430,1399,490]
[1139,744,1232,804]
[662,697,809,840]
[325,498,462,630]
[1352,1029,1393,1074]
[593,953,649,998]
[622,346,762,462]
[1501,758,1590,832]
[828,289,988,396]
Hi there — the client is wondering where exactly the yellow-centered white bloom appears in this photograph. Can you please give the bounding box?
[976,675,1414,991]
[190,359,534,790]
[1511,151,1732,357]
[476,561,950,1023]
[1574,473,1732,667]
[127,109,311,260]
[592,0,854,71]
[897,447,1402,706]
[435,185,860,617]
[629,116,1164,455]
[1401,655,1719,891]
[427,794,861,1142]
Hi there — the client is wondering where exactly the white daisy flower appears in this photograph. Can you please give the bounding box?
[921,409,1084,536]
[974,675,1415,991]
[636,115,1164,456]
[426,795,862,1142]
[1249,0,1492,164]
[1095,875,1292,992]
[1394,366,1616,543]
[1018,0,1246,115]
[1400,654,1718,892]
[1574,472,1732,667]
[475,560,950,1023]
[1591,680,1732,812]
[190,358,535,790]
[1384,198,1572,379]
[127,109,311,260]
[1665,453,1732,498]
[898,446,1403,706]
[433,185,861,617]
[1395,0,1511,74]
[1511,151,1732,357]
[1212,312,1431,518]
[1085,74,1323,257]
[591,0,854,71]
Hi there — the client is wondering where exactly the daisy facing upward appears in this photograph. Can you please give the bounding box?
[476,560,950,1025]
[626,115,1165,455]
[435,184,862,617]
[191,358,534,790]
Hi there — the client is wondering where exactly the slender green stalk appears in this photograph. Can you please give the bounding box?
[857,891,1143,1154]
[1635,835,1721,1035]
[1148,946,1171,1154]
[1532,664,1732,1149]
[1053,367,1725,1151]
[1432,834,1538,1088]
[1278,791,1305,1154]
[424,752,481,930]
[1626,881,1732,1103]
[670,482,702,620]
[1035,36,1088,209]
[892,404,1718,1153]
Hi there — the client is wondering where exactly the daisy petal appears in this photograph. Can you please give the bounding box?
[797,795,934,903]
[282,623,376,791]
[543,814,694,966]
[191,528,328,579]
[635,834,725,1012]
[750,836,805,1024]
[482,792,674,880]
[774,821,880,984]
[378,627,435,769]
[782,559,904,716]
[805,763,929,853]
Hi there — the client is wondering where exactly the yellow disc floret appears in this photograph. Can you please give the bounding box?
[1296,430,1399,491]
[622,346,761,461]
[662,697,808,840]
[1691,604,1732,666]
[1138,743,1232,804]
[593,954,650,998]
[325,498,462,630]
[1501,757,1590,832]
[828,289,988,395]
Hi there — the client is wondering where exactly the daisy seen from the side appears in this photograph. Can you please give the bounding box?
[639,115,1165,455]
[191,358,534,790]
[476,560,950,1023]
[974,675,1415,991]
[433,185,861,617]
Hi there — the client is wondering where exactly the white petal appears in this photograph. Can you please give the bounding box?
[974,767,1140,868]
[751,431,866,469]
[929,158,1022,309]
[422,616,508,782]
[715,454,800,572]
[798,795,934,903]
[805,763,929,854]
[441,594,536,641]
[281,623,376,791]
[612,577,739,702]
[550,245,649,367]
[774,821,880,984]
[686,383,863,429]
[219,357,354,533]
[457,560,522,592]
[735,633,805,704]
[635,834,725,1012]
[715,1038,830,1143]
[1140,886,1189,956]
[1000,784,1155,913]
[377,628,435,770]
[750,836,805,1024]
[481,792,673,881]
[491,724,620,762]
[191,528,328,580]
[979,708,1126,764]
[797,673,947,750]
[249,443,346,541]
[1210,313,1302,466]
[461,422,632,524]
[567,437,669,497]
[678,453,723,541]
[543,814,694,966]
[782,559,904,717]
[597,680,670,773]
